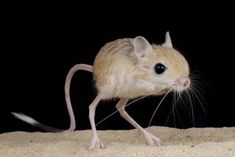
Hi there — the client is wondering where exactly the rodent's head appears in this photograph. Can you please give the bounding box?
[133,32,190,94]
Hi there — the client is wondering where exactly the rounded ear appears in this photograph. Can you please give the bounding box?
[162,31,173,48]
[133,36,152,60]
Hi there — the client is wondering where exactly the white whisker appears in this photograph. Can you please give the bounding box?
[189,87,207,114]
[148,88,173,127]
[165,92,176,125]
[96,95,149,126]
[185,89,195,126]
[96,88,165,127]
[190,78,208,114]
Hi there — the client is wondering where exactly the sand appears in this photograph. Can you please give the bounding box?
[0,127,234,157]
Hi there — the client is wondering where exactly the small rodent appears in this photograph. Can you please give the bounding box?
[12,32,190,150]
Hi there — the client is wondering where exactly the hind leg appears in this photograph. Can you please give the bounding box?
[116,98,161,146]
[88,94,104,150]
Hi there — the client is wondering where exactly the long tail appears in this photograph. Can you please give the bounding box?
[12,64,93,132]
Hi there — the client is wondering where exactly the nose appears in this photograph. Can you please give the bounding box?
[183,80,189,87]
[181,78,190,89]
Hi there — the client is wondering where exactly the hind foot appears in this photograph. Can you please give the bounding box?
[142,130,161,146]
[89,136,104,150]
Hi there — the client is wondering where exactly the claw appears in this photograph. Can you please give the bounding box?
[143,131,161,146]
[89,137,104,150]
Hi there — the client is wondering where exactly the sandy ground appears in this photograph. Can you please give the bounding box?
[0,127,234,157]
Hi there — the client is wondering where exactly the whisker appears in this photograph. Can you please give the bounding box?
[165,94,174,126]
[173,92,178,123]
[189,78,208,114]
[96,88,167,126]
[189,71,202,79]
[172,93,176,127]
[165,93,173,125]
[148,88,173,127]
[185,89,195,126]
[167,91,186,128]
[189,87,207,114]
[174,92,185,127]
[178,92,188,111]
[96,95,149,126]
[191,81,205,93]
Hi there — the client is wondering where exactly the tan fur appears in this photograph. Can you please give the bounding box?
[93,37,190,99]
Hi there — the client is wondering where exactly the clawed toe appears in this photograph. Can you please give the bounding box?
[89,137,104,150]
[143,131,161,146]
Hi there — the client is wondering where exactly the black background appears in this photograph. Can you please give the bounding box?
[1,3,234,133]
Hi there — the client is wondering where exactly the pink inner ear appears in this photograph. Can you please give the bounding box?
[134,36,152,59]
[135,46,148,59]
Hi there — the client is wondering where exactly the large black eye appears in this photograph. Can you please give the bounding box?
[154,63,166,74]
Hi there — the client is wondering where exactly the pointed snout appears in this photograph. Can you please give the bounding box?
[181,77,190,89]
[174,77,191,92]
